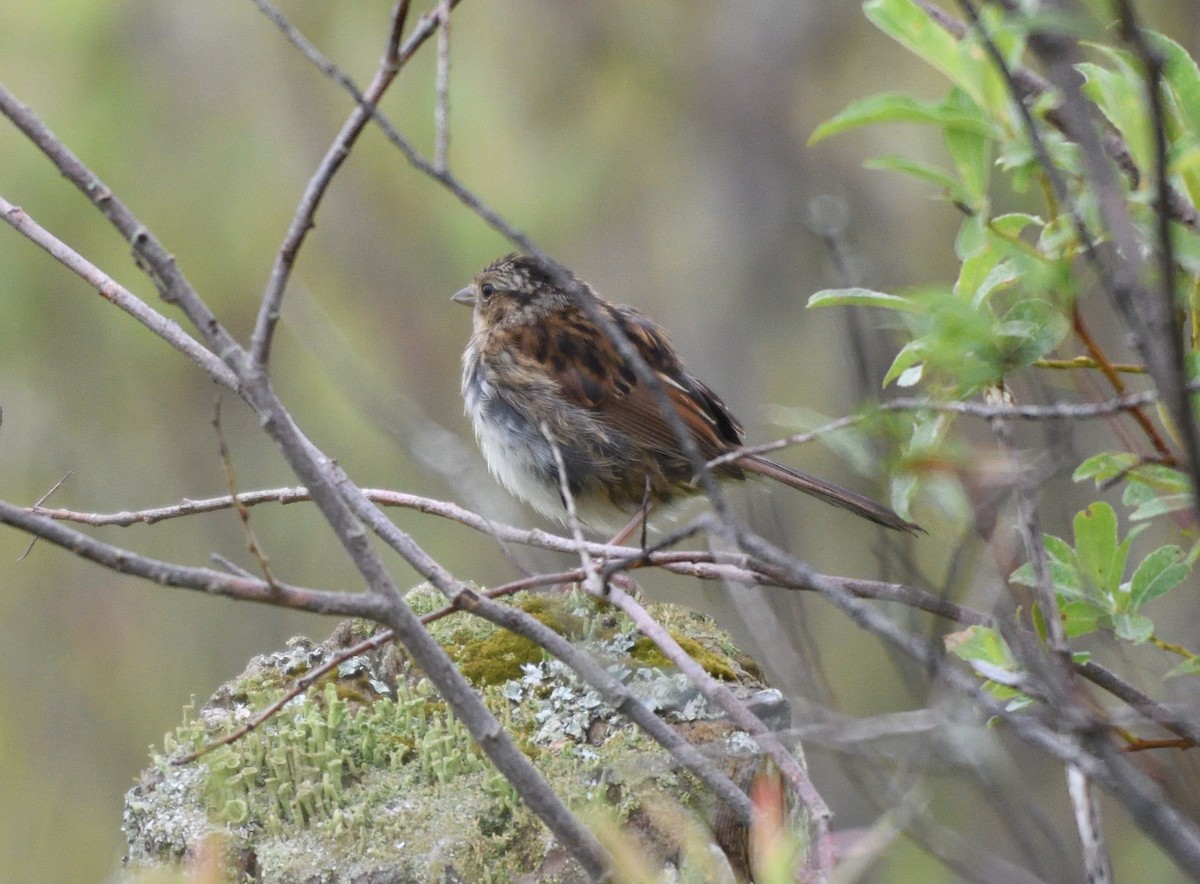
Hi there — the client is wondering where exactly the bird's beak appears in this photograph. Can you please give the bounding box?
[451,286,476,307]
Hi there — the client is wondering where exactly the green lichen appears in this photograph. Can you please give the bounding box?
[629,633,739,680]
[456,628,545,686]
[124,586,791,882]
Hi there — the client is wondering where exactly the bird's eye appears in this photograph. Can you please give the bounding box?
[480,283,496,299]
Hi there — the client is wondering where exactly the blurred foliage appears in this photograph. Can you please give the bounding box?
[811,0,1200,712]
[2,1,1200,882]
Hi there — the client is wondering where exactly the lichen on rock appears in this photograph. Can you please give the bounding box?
[122,585,796,882]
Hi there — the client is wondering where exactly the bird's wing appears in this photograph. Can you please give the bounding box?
[522,302,745,467]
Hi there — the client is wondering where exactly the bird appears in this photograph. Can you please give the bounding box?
[452,254,918,536]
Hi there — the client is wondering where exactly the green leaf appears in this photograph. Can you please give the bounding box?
[945,624,1017,669]
[1009,561,1034,585]
[1010,535,1085,600]
[907,410,950,451]
[954,213,987,259]
[965,8,1027,118]
[807,287,925,313]
[864,155,967,202]
[883,339,928,387]
[809,92,990,144]
[989,212,1043,238]
[1061,599,1107,638]
[1171,218,1200,275]
[1151,32,1200,138]
[1073,452,1138,485]
[1075,456,1190,517]
[1128,464,1191,494]
[1130,493,1195,521]
[895,364,924,387]
[865,0,978,98]
[1112,612,1154,644]
[1149,31,1200,207]
[945,89,993,206]
[1043,533,1077,566]
[969,258,1019,308]
[1128,546,1189,609]
[954,239,999,301]
[1077,57,1154,178]
[1038,211,1083,260]
[945,625,1033,706]
[1073,502,1123,596]
[1165,657,1200,678]
[995,299,1069,369]
[1005,694,1036,712]
[890,471,919,522]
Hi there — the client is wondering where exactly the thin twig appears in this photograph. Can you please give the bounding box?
[604,576,835,880]
[25,488,986,623]
[914,0,1200,229]
[435,0,451,171]
[1071,306,1173,460]
[213,397,280,590]
[1,501,381,616]
[540,422,603,595]
[1067,764,1113,884]
[247,0,416,367]
[0,195,238,390]
[16,471,74,562]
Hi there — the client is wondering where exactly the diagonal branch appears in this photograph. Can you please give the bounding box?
[0,501,380,617]
[248,0,421,366]
[0,195,238,390]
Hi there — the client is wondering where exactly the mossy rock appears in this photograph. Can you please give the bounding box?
[122,586,794,882]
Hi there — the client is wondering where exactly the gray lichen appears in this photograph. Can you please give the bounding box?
[122,586,797,882]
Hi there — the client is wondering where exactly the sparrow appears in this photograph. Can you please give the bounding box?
[453,254,918,535]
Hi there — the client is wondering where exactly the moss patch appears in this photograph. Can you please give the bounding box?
[123,585,787,882]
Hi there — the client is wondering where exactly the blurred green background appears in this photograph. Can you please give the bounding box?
[2,2,1198,881]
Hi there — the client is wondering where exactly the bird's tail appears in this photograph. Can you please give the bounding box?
[738,454,921,534]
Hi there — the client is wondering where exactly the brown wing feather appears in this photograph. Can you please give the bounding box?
[540,302,744,469]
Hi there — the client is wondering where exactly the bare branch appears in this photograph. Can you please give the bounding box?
[435,0,452,171]
[247,0,418,366]
[0,500,379,617]
[0,195,238,390]
[0,85,232,362]
[213,397,280,590]
[27,488,986,623]
[603,578,835,880]
[1067,765,1113,884]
